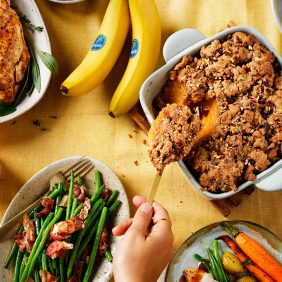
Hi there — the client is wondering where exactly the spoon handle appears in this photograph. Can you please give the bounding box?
[147,173,162,205]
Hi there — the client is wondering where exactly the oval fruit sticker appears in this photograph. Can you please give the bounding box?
[91,34,106,51]
[130,39,139,58]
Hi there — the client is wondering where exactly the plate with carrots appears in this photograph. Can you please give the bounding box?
[165,221,282,282]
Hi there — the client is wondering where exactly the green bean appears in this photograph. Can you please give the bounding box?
[90,184,105,204]
[19,252,28,278]
[4,226,24,268]
[77,176,83,185]
[14,250,23,282]
[59,258,64,282]
[72,202,83,217]
[71,198,78,217]
[34,267,40,282]
[193,253,212,273]
[66,171,74,220]
[105,250,113,263]
[41,252,48,270]
[67,199,104,279]
[213,240,229,282]
[52,258,59,276]
[76,200,122,261]
[55,183,64,214]
[94,170,102,191]
[34,214,41,236]
[105,190,119,207]
[82,207,108,282]
[20,209,62,282]
[48,186,62,199]
[207,248,221,281]
[48,256,54,274]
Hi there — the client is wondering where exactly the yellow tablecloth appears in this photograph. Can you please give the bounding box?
[0,0,281,250]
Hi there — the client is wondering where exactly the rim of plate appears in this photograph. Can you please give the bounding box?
[48,0,84,4]
[165,220,282,281]
[0,0,52,123]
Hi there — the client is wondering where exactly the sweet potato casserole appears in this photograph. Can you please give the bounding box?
[152,32,282,193]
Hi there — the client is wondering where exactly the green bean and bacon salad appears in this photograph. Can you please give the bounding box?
[4,170,122,282]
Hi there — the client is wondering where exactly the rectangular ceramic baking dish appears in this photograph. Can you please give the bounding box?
[140,25,282,200]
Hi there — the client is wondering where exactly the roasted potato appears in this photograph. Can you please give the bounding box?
[236,276,256,282]
[222,252,244,274]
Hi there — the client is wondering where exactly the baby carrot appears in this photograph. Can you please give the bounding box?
[218,235,275,282]
[224,223,282,282]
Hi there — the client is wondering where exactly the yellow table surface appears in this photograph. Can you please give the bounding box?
[0,0,282,250]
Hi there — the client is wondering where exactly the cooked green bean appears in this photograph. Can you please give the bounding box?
[41,252,48,270]
[34,267,40,282]
[66,171,74,220]
[94,170,102,191]
[193,253,212,273]
[90,184,105,204]
[71,198,78,217]
[213,240,229,282]
[72,202,83,216]
[14,250,23,282]
[67,199,104,279]
[82,207,108,282]
[105,250,113,263]
[77,176,83,185]
[105,190,119,207]
[207,248,221,281]
[4,226,24,268]
[19,251,28,278]
[59,258,64,282]
[76,200,122,261]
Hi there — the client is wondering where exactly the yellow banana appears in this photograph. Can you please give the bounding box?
[109,0,161,117]
[61,0,129,96]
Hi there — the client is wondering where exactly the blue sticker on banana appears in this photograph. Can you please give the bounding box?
[91,34,106,51]
[130,39,139,58]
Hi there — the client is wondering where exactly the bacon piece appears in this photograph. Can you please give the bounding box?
[73,183,85,202]
[37,197,54,217]
[99,228,109,255]
[14,213,36,253]
[46,240,73,259]
[101,188,112,202]
[50,217,84,241]
[39,270,59,282]
[77,197,91,221]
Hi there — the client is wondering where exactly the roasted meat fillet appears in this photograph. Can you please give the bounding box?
[0,0,30,103]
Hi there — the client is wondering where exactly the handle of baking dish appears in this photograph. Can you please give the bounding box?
[254,159,282,192]
[163,28,206,63]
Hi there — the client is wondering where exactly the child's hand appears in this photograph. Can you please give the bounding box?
[112,196,174,282]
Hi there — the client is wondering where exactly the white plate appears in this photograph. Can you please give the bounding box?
[271,0,282,32]
[0,156,130,281]
[0,0,52,123]
[165,221,282,282]
[48,0,84,4]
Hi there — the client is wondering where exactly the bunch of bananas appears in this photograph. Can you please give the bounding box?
[61,0,161,118]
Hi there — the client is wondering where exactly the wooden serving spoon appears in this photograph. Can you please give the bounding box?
[147,99,218,204]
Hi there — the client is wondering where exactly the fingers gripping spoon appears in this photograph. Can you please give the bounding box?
[147,99,218,204]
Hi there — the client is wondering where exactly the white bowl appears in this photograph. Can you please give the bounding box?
[0,0,52,123]
[0,156,130,282]
[140,25,282,200]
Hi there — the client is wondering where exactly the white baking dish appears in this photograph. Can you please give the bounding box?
[140,25,282,200]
